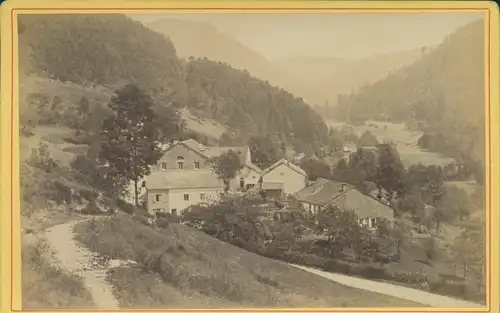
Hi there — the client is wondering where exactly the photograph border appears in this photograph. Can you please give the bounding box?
[1,1,499,313]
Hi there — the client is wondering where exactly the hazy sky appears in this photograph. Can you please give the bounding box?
[130,12,484,59]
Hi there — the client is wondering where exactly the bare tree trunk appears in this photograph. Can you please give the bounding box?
[134,178,139,207]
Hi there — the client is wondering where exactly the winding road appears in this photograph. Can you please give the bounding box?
[41,218,483,309]
[42,219,120,309]
[290,264,483,308]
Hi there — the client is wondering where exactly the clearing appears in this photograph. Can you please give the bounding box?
[326,120,455,167]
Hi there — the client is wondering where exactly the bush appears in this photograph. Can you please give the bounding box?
[116,199,135,215]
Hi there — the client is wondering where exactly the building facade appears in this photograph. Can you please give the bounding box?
[260,159,308,197]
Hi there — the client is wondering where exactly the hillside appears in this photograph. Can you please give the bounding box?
[19,14,329,156]
[333,20,485,165]
[184,59,329,154]
[72,214,420,308]
[145,18,322,106]
[276,48,424,107]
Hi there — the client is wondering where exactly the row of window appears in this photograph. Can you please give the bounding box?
[358,217,377,229]
[154,208,178,215]
[155,193,206,202]
[160,161,200,170]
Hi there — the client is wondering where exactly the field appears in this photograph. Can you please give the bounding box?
[326,120,455,167]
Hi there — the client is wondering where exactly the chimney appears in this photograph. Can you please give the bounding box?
[340,184,347,192]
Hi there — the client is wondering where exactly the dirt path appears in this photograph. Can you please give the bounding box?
[290,264,482,308]
[42,218,119,309]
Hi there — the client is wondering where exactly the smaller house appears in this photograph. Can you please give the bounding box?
[294,178,394,230]
[260,159,308,197]
[145,169,225,216]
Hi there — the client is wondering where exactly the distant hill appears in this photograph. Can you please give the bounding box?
[333,20,485,165]
[145,18,322,105]
[275,48,424,107]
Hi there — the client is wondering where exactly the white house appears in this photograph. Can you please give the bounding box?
[143,139,262,214]
[228,162,262,191]
[259,159,307,197]
[145,169,225,215]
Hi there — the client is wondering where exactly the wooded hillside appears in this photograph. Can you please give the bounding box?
[333,20,485,165]
[18,14,329,156]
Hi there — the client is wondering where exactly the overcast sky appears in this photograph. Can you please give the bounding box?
[130,12,484,59]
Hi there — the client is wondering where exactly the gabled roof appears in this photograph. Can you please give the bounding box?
[295,179,354,206]
[146,170,225,190]
[295,179,393,219]
[261,158,307,177]
[170,139,249,164]
[245,162,262,174]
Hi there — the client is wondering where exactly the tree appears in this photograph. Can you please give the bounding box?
[357,130,379,148]
[152,103,186,144]
[437,185,471,226]
[249,135,281,169]
[210,150,244,192]
[391,217,412,257]
[315,206,361,256]
[99,84,163,207]
[29,142,58,173]
[77,96,91,116]
[300,157,332,181]
[450,221,485,280]
[376,144,407,199]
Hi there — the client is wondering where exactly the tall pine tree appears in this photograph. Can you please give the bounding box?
[99,84,163,207]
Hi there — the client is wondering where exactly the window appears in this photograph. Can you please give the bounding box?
[184,194,189,201]
[240,178,245,188]
[171,209,178,215]
[161,162,167,169]
[141,181,146,187]
[200,193,206,201]
[177,156,184,160]
[155,194,161,202]
[369,217,377,229]
[194,162,200,169]
[177,162,184,169]
[280,171,284,176]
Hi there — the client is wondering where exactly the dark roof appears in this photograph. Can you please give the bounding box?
[295,179,394,219]
[177,139,249,164]
[295,179,354,206]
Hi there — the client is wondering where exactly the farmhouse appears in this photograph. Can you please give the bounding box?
[145,170,225,215]
[144,139,262,214]
[259,158,307,198]
[294,178,394,229]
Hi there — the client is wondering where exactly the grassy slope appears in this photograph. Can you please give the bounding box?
[74,214,422,308]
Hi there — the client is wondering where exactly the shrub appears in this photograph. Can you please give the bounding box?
[116,199,135,215]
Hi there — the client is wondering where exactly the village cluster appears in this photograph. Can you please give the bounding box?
[140,138,394,230]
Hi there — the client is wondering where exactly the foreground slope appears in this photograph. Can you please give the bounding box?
[73,214,421,308]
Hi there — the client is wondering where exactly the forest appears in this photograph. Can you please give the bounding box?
[331,20,485,167]
[18,14,329,157]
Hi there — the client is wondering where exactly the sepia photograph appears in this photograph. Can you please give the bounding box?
[1,1,498,312]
